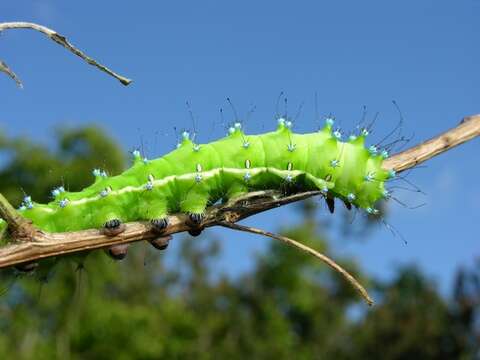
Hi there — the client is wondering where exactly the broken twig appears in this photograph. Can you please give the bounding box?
[0,21,132,86]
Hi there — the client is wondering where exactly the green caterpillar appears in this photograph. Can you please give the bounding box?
[0,117,394,235]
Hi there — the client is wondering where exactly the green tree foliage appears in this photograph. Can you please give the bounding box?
[0,126,125,206]
[0,127,478,359]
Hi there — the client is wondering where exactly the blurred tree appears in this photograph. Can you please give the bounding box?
[0,127,478,359]
[345,267,464,359]
[0,126,125,206]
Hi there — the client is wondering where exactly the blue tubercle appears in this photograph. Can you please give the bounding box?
[325,117,334,127]
[364,172,375,182]
[330,159,340,168]
[93,169,107,178]
[23,196,34,209]
[368,145,378,155]
[51,186,65,197]
[132,149,141,158]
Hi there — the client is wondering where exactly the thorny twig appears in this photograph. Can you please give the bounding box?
[0,114,478,304]
[0,22,132,87]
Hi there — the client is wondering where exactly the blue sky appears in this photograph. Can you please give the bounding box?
[1,1,479,294]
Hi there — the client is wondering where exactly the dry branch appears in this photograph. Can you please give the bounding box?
[0,22,132,86]
[219,221,374,305]
[0,59,23,88]
[0,113,478,303]
[383,114,480,172]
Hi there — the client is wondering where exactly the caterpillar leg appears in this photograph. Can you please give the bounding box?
[180,191,209,215]
[179,186,209,226]
[185,213,204,237]
[305,173,336,213]
[177,178,215,236]
[326,197,335,214]
[106,243,129,260]
[343,200,352,210]
[149,235,172,250]
[138,193,170,233]
[103,218,126,236]
[180,206,206,236]
[150,217,169,233]
[15,261,39,273]
[188,213,204,225]
[182,208,206,237]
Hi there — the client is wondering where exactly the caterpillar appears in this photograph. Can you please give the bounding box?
[0,117,394,236]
